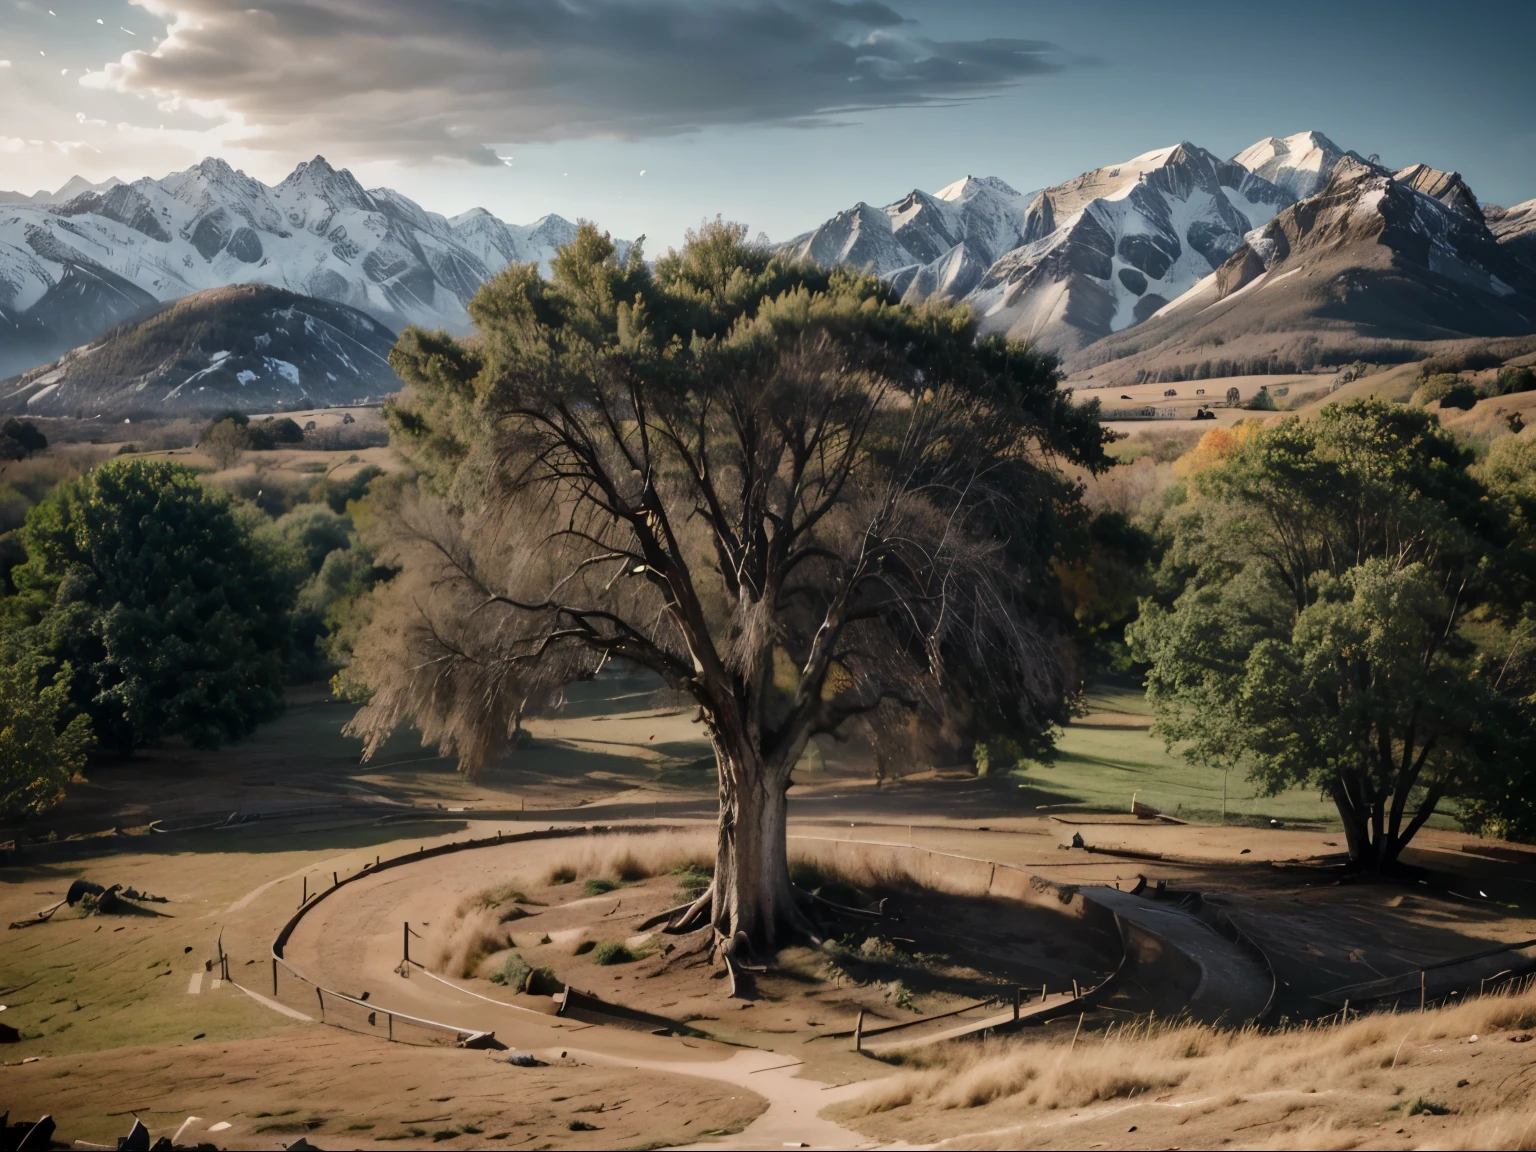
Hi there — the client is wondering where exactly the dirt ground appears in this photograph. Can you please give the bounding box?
[5,679,1536,1150]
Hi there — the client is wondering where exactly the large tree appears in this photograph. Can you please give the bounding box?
[8,459,297,754]
[345,222,1110,968]
[1130,400,1533,867]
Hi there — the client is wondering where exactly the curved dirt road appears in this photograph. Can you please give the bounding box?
[232,837,888,1150]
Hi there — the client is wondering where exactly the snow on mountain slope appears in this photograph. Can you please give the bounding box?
[2,283,400,417]
[0,155,589,378]
[1231,131,1355,200]
[787,141,1295,354]
[782,175,1029,303]
[967,143,1294,352]
[1067,158,1536,382]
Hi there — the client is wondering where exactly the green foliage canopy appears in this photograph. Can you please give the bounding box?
[1130,399,1533,864]
[0,653,91,818]
[8,459,297,753]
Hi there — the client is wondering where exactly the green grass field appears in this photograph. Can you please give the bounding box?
[1014,680,1341,827]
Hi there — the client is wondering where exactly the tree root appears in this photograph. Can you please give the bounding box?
[660,883,716,934]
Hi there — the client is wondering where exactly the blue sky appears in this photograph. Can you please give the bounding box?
[1,0,1532,249]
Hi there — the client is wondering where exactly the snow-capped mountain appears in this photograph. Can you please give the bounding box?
[0,156,588,378]
[781,129,1532,357]
[2,284,399,417]
[1070,157,1536,381]
[782,175,1031,303]
[963,142,1295,351]
[1230,131,1358,200]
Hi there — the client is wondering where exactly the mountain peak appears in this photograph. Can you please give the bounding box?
[934,175,1021,203]
[1232,131,1351,199]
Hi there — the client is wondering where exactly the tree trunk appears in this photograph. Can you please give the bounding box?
[711,740,800,958]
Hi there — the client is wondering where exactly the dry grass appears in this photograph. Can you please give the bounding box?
[422,896,512,978]
[838,984,1536,1147]
[536,829,715,886]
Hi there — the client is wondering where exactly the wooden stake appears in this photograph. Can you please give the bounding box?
[854,1009,865,1053]
[1420,970,1426,1013]
[1071,1012,1084,1050]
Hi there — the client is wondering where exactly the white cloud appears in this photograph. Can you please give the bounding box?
[81,0,1067,166]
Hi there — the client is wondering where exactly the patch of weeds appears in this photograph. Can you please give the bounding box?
[671,863,712,902]
[583,878,622,897]
[1408,1097,1451,1116]
[460,1125,483,1135]
[550,867,576,885]
[432,1130,460,1141]
[890,981,918,1012]
[593,942,635,965]
[489,953,531,989]
[347,1123,375,1131]
[568,1120,599,1131]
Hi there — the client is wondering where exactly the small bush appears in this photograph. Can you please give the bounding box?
[592,942,636,965]
[583,877,621,896]
[1408,1097,1451,1116]
[549,865,577,884]
[489,953,531,989]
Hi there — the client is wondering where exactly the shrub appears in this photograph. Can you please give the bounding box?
[583,877,621,896]
[488,952,531,989]
[592,942,635,965]
[0,419,48,460]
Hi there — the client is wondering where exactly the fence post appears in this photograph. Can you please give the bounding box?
[272,957,278,997]
[333,871,338,888]
[1420,971,1426,1013]
[301,875,307,905]
[316,987,324,1021]
[403,921,410,968]
[388,1013,393,1041]
[854,1009,865,1054]
[1013,988,1020,1021]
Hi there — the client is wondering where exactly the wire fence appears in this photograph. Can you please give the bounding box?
[230,824,604,1049]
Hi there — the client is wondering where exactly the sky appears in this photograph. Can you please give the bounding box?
[1,0,1533,249]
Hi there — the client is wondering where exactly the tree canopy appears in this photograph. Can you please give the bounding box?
[7,459,298,754]
[345,220,1110,963]
[0,652,91,818]
[1130,399,1534,865]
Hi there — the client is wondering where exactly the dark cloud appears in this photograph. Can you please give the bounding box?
[88,0,1067,163]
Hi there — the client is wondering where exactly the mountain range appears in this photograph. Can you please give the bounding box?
[0,156,585,379]
[785,130,1536,368]
[2,129,1534,408]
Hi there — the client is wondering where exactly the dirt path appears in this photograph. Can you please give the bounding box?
[224,837,892,1150]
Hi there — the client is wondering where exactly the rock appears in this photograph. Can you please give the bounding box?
[507,1052,546,1067]
[118,1117,150,1151]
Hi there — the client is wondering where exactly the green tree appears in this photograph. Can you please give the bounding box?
[347,221,1110,969]
[0,654,92,818]
[200,418,250,468]
[1130,400,1532,865]
[9,459,297,754]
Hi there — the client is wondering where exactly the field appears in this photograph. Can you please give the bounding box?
[4,407,1536,1151]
